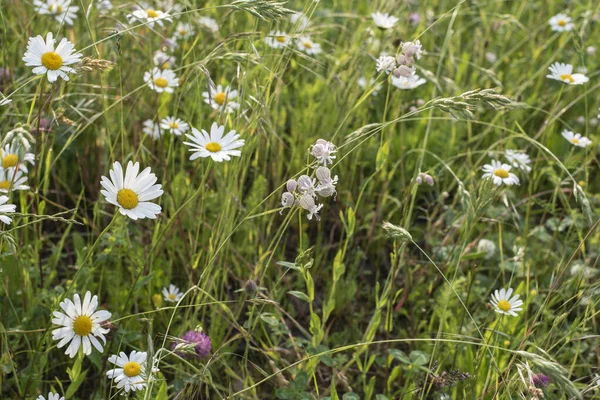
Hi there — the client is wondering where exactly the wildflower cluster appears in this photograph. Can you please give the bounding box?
[281,139,338,221]
[376,40,426,90]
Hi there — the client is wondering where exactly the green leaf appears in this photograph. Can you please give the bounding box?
[275,386,298,399]
[343,393,361,400]
[305,271,315,302]
[259,313,280,327]
[277,261,300,271]
[389,349,410,364]
[409,350,430,366]
[65,369,87,399]
[294,371,309,388]
[287,290,310,302]
[155,380,168,400]
[376,140,389,170]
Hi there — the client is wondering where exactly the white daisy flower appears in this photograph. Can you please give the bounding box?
[127,6,172,28]
[1,143,35,172]
[162,36,178,51]
[561,130,592,148]
[160,116,189,136]
[297,36,321,55]
[546,62,589,85]
[290,12,310,29]
[174,22,195,39]
[0,167,29,193]
[391,74,427,90]
[142,119,162,140]
[51,291,112,358]
[504,150,532,173]
[106,350,151,393]
[144,67,178,93]
[481,160,519,186]
[34,0,79,25]
[376,55,396,74]
[371,12,398,30]
[490,287,523,317]
[100,161,163,220]
[153,50,176,69]
[183,122,245,162]
[265,30,290,49]
[22,32,83,83]
[358,77,382,96]
[549,13,574,32]
[202,84,239,112]
[96,0,113,11]
[0,196,16,225]
[198,16,219,33]
[162,284,183,302]
[37,392,65,400]
[298,194,323,221]
[311,139,337,166]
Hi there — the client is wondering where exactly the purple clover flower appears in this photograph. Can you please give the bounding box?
[172,330,212,359]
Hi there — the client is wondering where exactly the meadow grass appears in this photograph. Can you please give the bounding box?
[1,0,600,399]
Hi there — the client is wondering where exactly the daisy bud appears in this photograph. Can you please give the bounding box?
[286,179,297,192]
[415,175,423,185]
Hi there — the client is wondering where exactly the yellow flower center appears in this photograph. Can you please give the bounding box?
[3,154,19,169]
[303,41,313,49]
[146,9,159,18]
[497,300,512,312]
[154,77,168,88]
[72,315,93,336]
[168,293,176,300]
[123,361,142,377]
[493,169,509,179]
[161,62,170,69]
[169,122,179,129]
[276,36,286,43]
[179,29,187,35]
[214,92,226,105]
[557,19,566,27]
[571,138,579,144]
[41,52,63,71]
[49,4,63,13]
[560,74,574,83]
[205,142,222,153]
[0,180,11,190]
[117,188,139,209]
